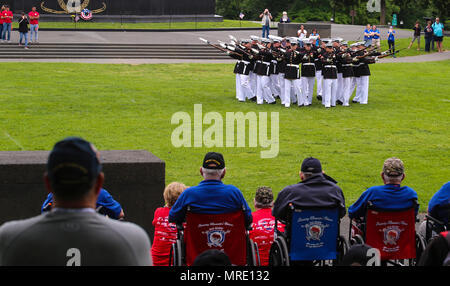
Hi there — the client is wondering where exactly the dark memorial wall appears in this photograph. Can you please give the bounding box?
[0,150,166,239]
[7,0,216,15]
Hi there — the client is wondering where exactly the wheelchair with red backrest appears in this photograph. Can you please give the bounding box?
[349,200,426,266]
[169,206,260,266]
[425,204,450,243]
[269,204,349,266]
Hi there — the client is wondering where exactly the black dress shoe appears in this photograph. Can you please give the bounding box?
[269,101,276,104]
[336,100,343,105]
[317,95,322,101]
[298,104,304,107]
[250,97,257,102]
[352,100,358,103]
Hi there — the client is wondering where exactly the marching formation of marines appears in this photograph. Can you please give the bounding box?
[201,34,398,108]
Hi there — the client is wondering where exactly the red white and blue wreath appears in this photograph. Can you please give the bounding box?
[80,9,93,21]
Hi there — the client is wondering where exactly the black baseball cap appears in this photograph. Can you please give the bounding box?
[202,152,225,170]
[301,157,322,174]
[47,137,102,187]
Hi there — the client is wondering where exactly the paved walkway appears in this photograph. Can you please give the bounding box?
[378,50,450,63]
[2,50,447,64]
[1,24,414,45]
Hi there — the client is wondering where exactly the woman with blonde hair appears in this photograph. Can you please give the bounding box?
[151,182,188,266]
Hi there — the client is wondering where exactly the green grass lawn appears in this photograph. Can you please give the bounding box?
[378,37,448,58]
[12,19,261,30]
[0,61,449,212]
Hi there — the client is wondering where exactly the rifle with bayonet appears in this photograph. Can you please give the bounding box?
[217,40,254,58]
[375,48,406,59]
[337,45,370,56]
[352,46,381,60]
[199,37,243,58]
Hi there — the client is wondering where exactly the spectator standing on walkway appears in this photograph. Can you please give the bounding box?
[18,13,29,49]
[259,9,272,39]
[371,25,381,49]
[0,5,4,41]
[387,26,396,58]
[310,28,320,46]
[424,21,434,52]
[364,24,373,47]
[28,6,40,43]
[297,25,307,48]
[432,17,444,53]
[1,5,13,43]
[408,21,421,50]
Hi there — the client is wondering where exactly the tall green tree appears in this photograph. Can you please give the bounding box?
[216,0,445,25]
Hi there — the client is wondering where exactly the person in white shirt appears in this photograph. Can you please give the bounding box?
[297,25,307,47]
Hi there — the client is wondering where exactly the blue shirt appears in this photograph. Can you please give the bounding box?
[364,29,373,41]
[432,22,444,37]
[388,30,396,42]
[310,33,320,46]
[41,188,123,219]
[372,29,380,39]
[168,180,252,226]
[428,182,450,219]
[348,184,419,219]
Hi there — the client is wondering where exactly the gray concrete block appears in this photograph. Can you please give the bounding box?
[278,22,332,39]
[0,150,165,240]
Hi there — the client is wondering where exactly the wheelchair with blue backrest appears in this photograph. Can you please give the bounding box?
[169,206,260,266]
[424,204,450,243]
[349,200,426,266]
[269,204,348,266]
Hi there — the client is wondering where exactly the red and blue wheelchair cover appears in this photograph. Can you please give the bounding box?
[184,211,247,266]
[365,208,416,260]
[289,208,340,261]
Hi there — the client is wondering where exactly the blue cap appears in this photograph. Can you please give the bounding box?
[47,137,102,186]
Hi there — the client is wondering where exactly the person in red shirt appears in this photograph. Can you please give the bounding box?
[151,182,187,266]
[0,5,4,40]
[249,186,285,266]
[1,5,13,42]
[28,6,39,43]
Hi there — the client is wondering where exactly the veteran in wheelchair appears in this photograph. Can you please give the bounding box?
[347,157,426,266]
[168,152,259,266]
[418,182,450,243]
[269,157,348,266]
